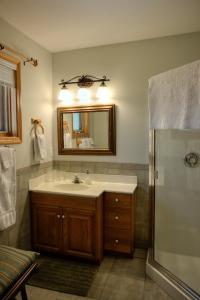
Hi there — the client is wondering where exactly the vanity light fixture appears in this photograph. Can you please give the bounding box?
[58,84,73,102]
[58,75,110,102]
[96,81,110,101]
[77,87,92,102]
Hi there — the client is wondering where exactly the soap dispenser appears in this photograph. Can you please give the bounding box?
[85,169,91,185]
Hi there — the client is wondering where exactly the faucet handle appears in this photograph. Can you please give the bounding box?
[73,174,81,184]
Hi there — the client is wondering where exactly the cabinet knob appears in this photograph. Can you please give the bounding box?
[115,239,119,244]
[62,215,65,219]
[115,216,119,220]
[57,215,61,219]
[115,198,119,203]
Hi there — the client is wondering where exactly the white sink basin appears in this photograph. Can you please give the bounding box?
[54,183,91,192]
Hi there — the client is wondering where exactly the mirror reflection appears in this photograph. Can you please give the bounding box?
[63,111,109,149]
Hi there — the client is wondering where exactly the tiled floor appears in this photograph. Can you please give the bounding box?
[17,249,172,300]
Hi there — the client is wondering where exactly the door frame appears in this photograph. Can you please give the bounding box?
[149,129,200,300]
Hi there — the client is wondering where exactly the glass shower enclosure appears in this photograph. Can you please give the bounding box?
[151,129,200,298]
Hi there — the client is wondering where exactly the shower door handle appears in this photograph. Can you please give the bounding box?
[154,170,158,180]
[184,152,200,168]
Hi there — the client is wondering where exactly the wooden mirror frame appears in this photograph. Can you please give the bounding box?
[0,52,22,145]
[57,104,116,155]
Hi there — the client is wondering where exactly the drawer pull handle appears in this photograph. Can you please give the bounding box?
[115,239,119,244]
[115,198,119,202]
[62,215,65,219]
[115,216,119,220]
[57,215,61,219]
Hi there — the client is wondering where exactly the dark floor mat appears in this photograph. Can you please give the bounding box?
[28,254,99,297]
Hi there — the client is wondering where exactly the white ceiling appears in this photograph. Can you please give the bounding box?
[0,0,200,53]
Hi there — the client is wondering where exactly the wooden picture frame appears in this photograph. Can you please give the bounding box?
[0,52,22,145]
[57,104,116,155]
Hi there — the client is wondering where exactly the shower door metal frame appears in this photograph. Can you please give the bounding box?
[149,129,200,300]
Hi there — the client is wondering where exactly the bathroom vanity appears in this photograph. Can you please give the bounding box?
[31,192,103,263]
[29,173,137,263]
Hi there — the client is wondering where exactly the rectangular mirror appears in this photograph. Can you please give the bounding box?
[0,52,22,145]
[57,105,116,155]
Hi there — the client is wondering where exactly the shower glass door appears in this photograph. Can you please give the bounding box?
[154,129,200,295]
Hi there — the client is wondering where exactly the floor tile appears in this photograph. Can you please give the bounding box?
[143,278,172,300]
[110,256,146,279]
[98,274,145,300]
[134,248,147,259]
[16,250,173,300]
[87,256,115,298]
[17,286,93,300]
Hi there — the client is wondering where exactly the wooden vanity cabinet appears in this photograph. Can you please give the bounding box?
[30,192,103,263]
[31,190,135,261]
[31,204,62,253]
[62,208,96,259]
[103,192,135,256]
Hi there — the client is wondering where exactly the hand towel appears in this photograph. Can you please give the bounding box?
[37,134,47,159]
[0,147,14,169]
[0,147,16,230]
[64,133,72,148]
[33,134,47,161]
[148,60,200,129]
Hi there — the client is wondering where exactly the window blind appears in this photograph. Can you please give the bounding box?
[0,59,17,132]
[0,58,16,86]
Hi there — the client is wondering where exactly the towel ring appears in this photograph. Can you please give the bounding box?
[30,118,44,137]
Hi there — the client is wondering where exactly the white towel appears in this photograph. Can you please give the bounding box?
[79,138,94,148]
[64,133,72,148]
[0,147,14,169]
[33,134,47,161]
[148,60,200,129]
[0,147,16,230]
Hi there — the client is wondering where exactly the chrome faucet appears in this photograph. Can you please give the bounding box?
[73,174,82,184]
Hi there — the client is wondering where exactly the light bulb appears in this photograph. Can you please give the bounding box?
[96,82,110,101]
[58,86,73,102]
[77,88,91,102]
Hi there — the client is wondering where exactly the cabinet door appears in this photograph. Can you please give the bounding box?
[31,204,62,253]
[63,208,95,259]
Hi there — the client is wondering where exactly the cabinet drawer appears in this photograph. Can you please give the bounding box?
[104,192,132,209]
[104,228,132,254]
[104,209,131,229]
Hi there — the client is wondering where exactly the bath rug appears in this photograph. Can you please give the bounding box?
[28,254,98,296]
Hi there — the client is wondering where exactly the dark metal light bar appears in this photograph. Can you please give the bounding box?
[59,75,110,87]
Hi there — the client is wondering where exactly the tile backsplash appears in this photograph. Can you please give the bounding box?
[0,160,149,250]
[0,161,53,249]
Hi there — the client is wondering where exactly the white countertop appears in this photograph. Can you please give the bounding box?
[29,171,137,198]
